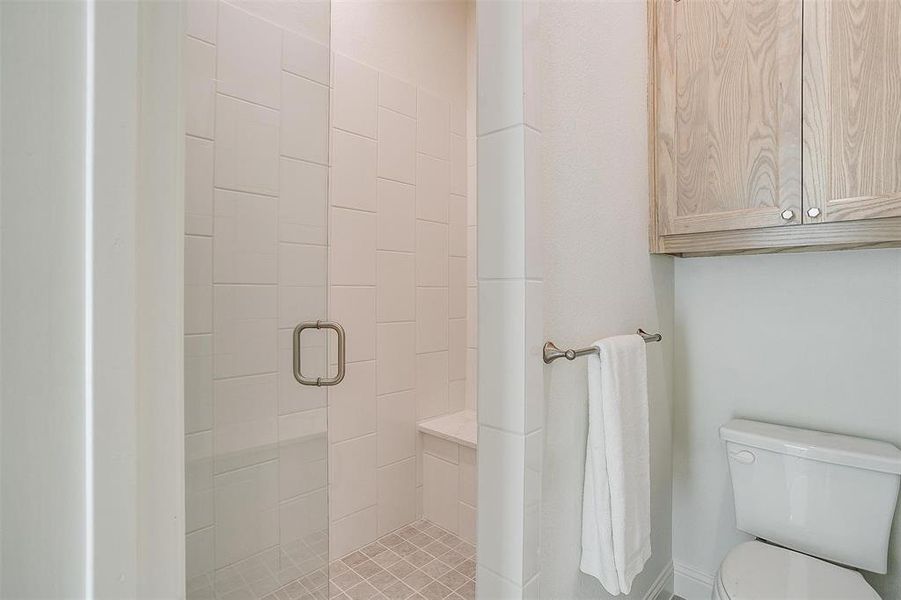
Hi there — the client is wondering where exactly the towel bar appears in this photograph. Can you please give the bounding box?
[542,329,662,364]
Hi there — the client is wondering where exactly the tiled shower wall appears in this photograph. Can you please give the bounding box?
[183,0,332,592]
[326,51,472,559]
[183,0,477,585]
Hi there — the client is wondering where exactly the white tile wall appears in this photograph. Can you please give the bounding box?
[330,129,377,211]
[376,322,416,395]
[377,108,416,184]
[420,432,478,543]
[183,7,334,586]
[377,179,416,252]
[213,189,278,284]
[184,36,216,140]
[184,6,476,576]
[332,55,378,139]
[325,54,473,559]
[416,154,450,223]
[185,0,217,44]
[476,2,542,596]
[377,251,415,322]
[214,94,279,196]
[279,157,327,245]
[330,434,378,520]
[329,286,377,363]
[379,73,417,118]
[377,458,418,535]
[281,72,329,165]
[330,207,376,286]
[327,360,377,442]
[282,31,329,85]
[185,136,215,235]
[376,390,417,467]
[217,2,282,109]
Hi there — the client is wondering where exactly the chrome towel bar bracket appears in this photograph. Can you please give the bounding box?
[542,329,662,364]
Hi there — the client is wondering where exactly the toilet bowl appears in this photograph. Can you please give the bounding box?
[711,541,879,600]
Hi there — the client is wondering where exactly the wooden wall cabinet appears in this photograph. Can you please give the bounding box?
[650,0,901,256]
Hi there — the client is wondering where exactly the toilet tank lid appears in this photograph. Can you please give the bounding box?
[720,419,901,475]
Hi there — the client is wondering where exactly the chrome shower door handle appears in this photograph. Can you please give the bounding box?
[293,320,346,386]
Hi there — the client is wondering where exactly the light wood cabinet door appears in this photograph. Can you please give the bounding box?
[803,0,901,224]
[654,0,802,236]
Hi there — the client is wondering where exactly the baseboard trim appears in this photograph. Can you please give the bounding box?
[673,561,714,600]
[643,562,674,600]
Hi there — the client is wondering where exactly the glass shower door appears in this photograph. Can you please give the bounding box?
[184,1,332,598]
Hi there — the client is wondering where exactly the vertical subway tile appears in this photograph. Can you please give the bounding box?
[281,73,329,165]
[377,458,417,535]
[478,280,525,433]
[377,390,417,466]
[185,334,214,433]
[377,251,415,322]
[377,179,416,252]
[416,220,449,287]
[477,426,525,584]
[184,36,216,139]
[329,286,377,363]
[378,108,416,184]
[213,189,278,284]
[477,0,524,134]
[217,2,281,108]
[185,136,214,235]
[422,453,459,533]
[418,90,450,159]
[477,127,525,280]
[185,0,217,44]
[328,360,377,442]
[279,157,328,245]
[449,256,467,318]
[330,207,376,286]
[212,284,277,378]
[212,373,278,473]
[332,54,378,139]
[282,31,330,85]
[449,194,467,258]
[377,322,416,395]
[330,434,378,520]
[331,129,377,212]
[416,288,449,353]
[416,351,449,419]
[277,328,326,415]
[416,154,450,223]
[214,94,279,196]
[185,235,212,334]
[379,73,417,118]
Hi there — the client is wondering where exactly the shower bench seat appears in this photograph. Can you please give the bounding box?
[417,410,477,544]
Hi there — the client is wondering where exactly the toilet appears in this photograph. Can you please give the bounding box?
[714,419,901,600]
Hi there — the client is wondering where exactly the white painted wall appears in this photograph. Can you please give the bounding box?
[539,2,675,599]
[672,249,901,600]
[1,2,89,595]
[1,2,184,596]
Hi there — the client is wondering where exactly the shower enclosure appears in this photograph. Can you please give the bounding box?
[183,2,477,598]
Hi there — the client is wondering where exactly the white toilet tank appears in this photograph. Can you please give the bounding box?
[720,419,901,573]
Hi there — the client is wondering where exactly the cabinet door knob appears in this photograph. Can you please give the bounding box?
[807,207,822,218]
[781,209,795,221]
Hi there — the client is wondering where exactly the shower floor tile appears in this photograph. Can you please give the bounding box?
[329,520,476,600]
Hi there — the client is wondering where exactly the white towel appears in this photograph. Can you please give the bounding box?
[580,334,651,595]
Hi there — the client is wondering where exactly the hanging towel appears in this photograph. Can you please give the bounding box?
[580,334,651,595]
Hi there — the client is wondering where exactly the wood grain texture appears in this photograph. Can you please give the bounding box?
[804,0,901,223]
[658,215,901,254]
[655,0,802,235]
